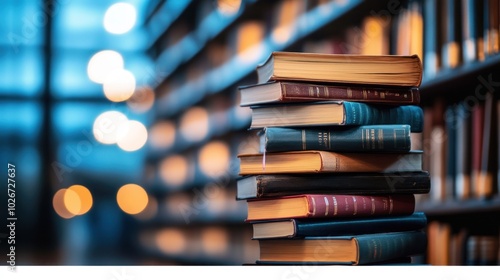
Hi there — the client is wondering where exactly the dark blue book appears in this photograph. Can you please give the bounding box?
[260,124,412,153]
[249,101,424,132]
[252,212,427,239]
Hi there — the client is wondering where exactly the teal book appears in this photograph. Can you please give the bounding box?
[249,101,424,132]
[260,124,411,153]
[252,212,427,239]
[257,230,427,265]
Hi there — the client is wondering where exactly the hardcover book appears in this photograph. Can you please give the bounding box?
[257,230,427,265]
[245,193,415,221]
[259,125,412,153]
[236,171,431,200]
[249,101,424,132]
[252,212,427,239]
[256,51,423,87]
[238,150,423,175]
[238,81,420,107]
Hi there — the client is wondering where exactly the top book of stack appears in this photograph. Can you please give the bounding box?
[256,51,423,87]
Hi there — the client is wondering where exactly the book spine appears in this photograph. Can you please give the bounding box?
[295,212,427,237]
[263,125,411,153]
[306,194,415,218]
[356,231,427,265]
[280,82,420,104]
[343,102,424,132]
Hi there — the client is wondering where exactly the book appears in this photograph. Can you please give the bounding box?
[236,171,431,200]
[245,193,415,221]
[259,125,412,153]
[238,150,423,175]
[251,212,427,239]
[238,81,421,107]
[257,230,427,265]
[256,51,423,87]
[249,101,424,132]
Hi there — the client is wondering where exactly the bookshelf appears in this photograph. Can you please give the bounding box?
[140,0,500,265]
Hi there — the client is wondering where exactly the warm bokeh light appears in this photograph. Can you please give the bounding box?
[65,185,93,216]
[149,121,176,149]
[217,0,242,16]
[87,50,124,84]
[116,183,149,215]
[236,21,265,63]
[93,110,128,144]
[201,227,229,255]
[155,228,187,254]
[53,189,75,219]
[159,155,189,188]
[199,141,230,177]
[271,0,304,44]
[103,2,137,34]
[116,120,148,152]
[127,86,155,113]
[179,106,209,142]
[103,68,136,102]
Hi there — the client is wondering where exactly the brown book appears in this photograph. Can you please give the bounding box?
[256,51,423,87]
[245,194,415,221]
[238,150,423,175]
[238,81,420,107]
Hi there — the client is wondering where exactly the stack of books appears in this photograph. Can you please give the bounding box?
[236,51,431,265]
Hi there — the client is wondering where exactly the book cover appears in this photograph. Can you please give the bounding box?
[251,212,427,239]
[256,51,423,87]
[236,171,431,200]
[260,124,412,153]
[257,230,427,265]
[238,81,421,107]
[245,193,415,221]
[238,150,423,175]
[249,101,424,132]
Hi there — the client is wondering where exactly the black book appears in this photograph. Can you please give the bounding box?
[236,171,430,200]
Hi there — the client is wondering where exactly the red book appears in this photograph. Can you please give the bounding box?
[238,81,420,107]
[245,194,415,221]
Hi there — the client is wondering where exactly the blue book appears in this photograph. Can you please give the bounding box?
[249,101,423,132]
[252,212,427,239]
[260,124,412,153]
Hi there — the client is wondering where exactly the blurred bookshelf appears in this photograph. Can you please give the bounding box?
[137,0,500,265]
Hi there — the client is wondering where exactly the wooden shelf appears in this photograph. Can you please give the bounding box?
[420,53,500,101]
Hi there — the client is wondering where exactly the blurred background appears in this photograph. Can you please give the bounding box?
[2,0,499,266]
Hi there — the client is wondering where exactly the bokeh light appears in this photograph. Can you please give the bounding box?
[53,189,75,219]
[198,141,230,177]
[87,50,124,84]
[103,2,137,35]
[179,106,209,142]
[116,183,149,215]
[66,184,93,215]
[149,121,176,149]
[159,155,189,188]
[93,110,128,144]
[103,68,136,102]
[116,120,148,152]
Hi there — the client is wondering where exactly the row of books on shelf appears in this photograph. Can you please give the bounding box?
[302,0,500,78]
[236,51,430,265]
[421,92,499,201]
[427,220,500,265]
